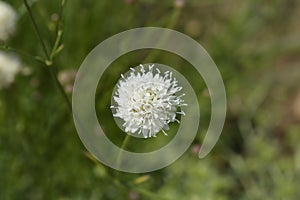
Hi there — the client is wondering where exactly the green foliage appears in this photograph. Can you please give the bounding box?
[1,0,300,199]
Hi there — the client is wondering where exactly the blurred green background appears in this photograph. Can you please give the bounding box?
[1,0,300,199]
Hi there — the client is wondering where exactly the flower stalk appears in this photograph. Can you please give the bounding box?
[23,0,72,112]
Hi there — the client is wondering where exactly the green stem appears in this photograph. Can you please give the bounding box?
[55,0,66,33]
[0,45,44,64]
[116,134,131,167]
[166,7,181,29]
[24,0,72,112]
[49,66,72,112]
[51,0,66,59]
[50,30,63,60]
[144,7,181,63]
[23,0,50,61]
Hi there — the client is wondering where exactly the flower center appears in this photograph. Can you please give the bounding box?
[130,86,157,115]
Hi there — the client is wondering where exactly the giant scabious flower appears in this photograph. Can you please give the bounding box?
[111,64,187,138]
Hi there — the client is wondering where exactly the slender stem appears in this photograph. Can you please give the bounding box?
[23,0,50,60]
[144,7,181,63]
[51,0,66,59]
[55,0,66,33]
[50,30,63,60]
[166,7,181,29]
[114,3,182,178]
[116,134,131,167]
[23,0,72,112]
[49,66,72,112]
[0,45,44,63]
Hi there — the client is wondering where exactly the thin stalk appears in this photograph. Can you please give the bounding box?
[49,66,72,112]
[116,134,131,168]
[114,4,182,182]
[55,0,66,33]
[0,45,44,64]
[50,30,63,60]
[23,0,50,60]
[51,0,66,59]
[23,0,72,112]
[144,7,181,63]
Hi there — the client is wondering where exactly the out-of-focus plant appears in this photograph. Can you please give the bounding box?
[1,0,300,199]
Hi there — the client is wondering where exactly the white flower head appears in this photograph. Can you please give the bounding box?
[111,64,187,138]
[0,1,17,41]
[0,51,21,89]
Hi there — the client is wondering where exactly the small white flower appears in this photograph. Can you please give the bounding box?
[0,1,17,41]
[0,51,21,89]
[111,64,187,138]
